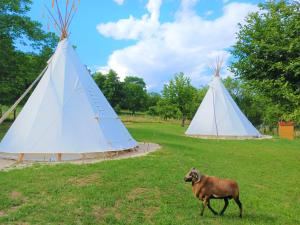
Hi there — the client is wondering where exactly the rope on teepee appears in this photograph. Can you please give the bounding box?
[0,65,48,125]
[212,87,219,136]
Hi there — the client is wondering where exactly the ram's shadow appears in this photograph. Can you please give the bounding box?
[221,212,277,224]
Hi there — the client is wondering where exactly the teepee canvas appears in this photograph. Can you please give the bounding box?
[186,59,261,138]
[0,1,137,154]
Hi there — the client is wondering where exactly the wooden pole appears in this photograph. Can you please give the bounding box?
[17,153,24,163]
[57,153,62,161]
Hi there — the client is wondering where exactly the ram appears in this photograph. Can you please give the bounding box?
[184,168,243,218]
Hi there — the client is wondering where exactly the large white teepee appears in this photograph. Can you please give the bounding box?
[0,1,137,154]
[0,39,137,153]
[186,60,261,138]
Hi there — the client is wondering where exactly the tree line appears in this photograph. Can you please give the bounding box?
[93,71,202,127]
[92,69,300,128]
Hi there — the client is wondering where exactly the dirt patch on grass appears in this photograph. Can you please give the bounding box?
[93,207,110,220]
[108,198,123,220]
[144,206,159,220]
[0,204,23,218]
[10,191,23,200]
[0,210,6,217]
[253,184,266,190]
[93,187,161,222]
[127,187,148,200]
[68,173,101,187]
[127,187,161,200]
[93,199,122,221]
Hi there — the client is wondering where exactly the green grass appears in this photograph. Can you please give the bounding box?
[0,119,299,225]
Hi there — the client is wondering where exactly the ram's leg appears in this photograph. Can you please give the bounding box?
[220,198,229,215]
[207,199,218,215]
[234,196,243,218]
[200,196,208,216]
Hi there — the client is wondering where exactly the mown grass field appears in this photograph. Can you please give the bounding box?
[0,117,299,225]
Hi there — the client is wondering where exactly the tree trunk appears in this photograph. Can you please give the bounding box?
[13,109,17,121]
[0,106,2,118]
[181,115,186,127]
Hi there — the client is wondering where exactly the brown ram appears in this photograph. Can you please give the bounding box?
[184,168,243,217]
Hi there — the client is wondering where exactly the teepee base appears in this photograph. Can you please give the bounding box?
[0,148,140,162]
[0,143,160,168]
[1,151,132,162]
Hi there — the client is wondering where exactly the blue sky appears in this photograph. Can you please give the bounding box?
[27,0,263,91]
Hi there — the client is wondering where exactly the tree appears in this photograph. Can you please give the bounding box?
[146,92,161,116]
[160,73,197,126]
[122,76,147,114]
[93,70,123,108]
[0,0,58,118]
[93,72,106,88]
[146,92,161,109]
[123,76,146,89]
[156,100,181,120]
[231,0,300,124]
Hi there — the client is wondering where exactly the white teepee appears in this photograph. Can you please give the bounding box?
[186,59,261,138]
[0,1,137,154]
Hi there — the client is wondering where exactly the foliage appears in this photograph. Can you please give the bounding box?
[0,120,300,224]
[0,0,58,108]
[122,76,147,114]
[231,0,300,125]
[146,92,161,109]
[93,72,156,114]
[146,92,161,116]
[157,73,198,126]
[93,70,124,107]
[156,99,181,120]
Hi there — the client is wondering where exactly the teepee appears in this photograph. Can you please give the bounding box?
[0,0,137,159]
[186,58,261,138]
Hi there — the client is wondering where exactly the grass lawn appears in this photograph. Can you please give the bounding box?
[0,118,299,225]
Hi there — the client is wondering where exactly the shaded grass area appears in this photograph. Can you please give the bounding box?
[0,120,299,224]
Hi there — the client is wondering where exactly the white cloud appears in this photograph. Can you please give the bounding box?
[113,0,124,5]
[97,0,161,40]
[97,1,257,90]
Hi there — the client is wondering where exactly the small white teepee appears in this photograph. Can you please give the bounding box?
[186,58,261,138]
[0,1,137,156]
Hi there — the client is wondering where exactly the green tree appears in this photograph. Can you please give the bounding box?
[146,92,161,116]
[93,72,106,88]
[122,76,147,114]
[146,92,161,108]
[93,70,123,108]
[156,100,181,120]
[123,76,146,89]
[0,0,57,117]
[160,73,197,126]
[231,0,300,124]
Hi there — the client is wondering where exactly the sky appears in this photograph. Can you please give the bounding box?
[27,0,263,91]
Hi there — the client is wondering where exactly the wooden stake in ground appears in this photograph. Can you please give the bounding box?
[57,153,62,161]
[17,153,25,163]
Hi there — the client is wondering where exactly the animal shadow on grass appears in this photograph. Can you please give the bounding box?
[223,212,277,224]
